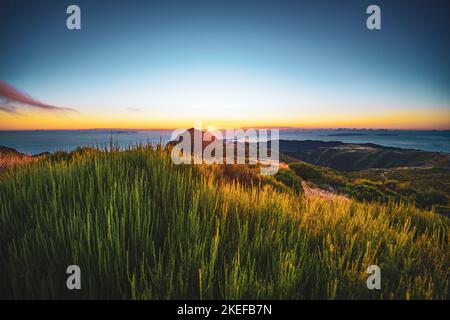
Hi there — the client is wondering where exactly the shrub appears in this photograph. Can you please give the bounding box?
[274,169,303,194]
[416,189,448,209]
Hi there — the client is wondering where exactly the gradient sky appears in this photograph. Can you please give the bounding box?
[0,0,449,130]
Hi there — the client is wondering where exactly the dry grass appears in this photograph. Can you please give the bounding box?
[0,152,35,173]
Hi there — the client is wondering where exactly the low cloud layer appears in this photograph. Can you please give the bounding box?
[0,80,77,114]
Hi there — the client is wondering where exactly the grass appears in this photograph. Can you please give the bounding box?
[351,167,450,214]
[290,161,450,214]
[0,145,448,299]
[0,149,36,174]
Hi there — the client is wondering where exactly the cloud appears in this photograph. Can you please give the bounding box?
[0,80,77,114]
[127,107,143,112]
[0,104,20,114]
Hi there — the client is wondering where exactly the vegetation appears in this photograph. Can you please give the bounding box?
[279,140,450,172]
[290,161,450,214]
[0,146,37,174]
[0,146,448,299]
[274,169,303,195]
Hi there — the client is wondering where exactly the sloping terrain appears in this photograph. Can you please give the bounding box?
[277,140,450,172]
[0,146,448,299]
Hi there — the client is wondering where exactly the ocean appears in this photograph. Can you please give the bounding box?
[0,129,449,155]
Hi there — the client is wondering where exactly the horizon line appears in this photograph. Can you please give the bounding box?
[1,127,449,132]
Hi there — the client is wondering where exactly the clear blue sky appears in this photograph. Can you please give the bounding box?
[0,0,449,129]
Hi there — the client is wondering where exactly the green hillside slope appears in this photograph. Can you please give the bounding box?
[0,146,448,299]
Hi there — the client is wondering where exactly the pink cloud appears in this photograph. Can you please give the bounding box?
[0,80,77,114]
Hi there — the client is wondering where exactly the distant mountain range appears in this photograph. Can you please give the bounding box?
[275,140,450,171]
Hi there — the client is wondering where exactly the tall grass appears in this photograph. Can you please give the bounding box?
[0,146,448,299]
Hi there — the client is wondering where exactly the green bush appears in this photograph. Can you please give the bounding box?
[417,189,448,209]
[290,162,322,180]
[274,169,303,194]
[344,184,388,202]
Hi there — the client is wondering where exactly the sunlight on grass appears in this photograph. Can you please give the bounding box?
[0,145,448,299]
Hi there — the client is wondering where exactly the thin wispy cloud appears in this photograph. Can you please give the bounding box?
[0,80,77,114]
[127,107,143,113]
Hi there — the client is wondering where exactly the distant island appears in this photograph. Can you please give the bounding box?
[327,132,399,137]
[327,133,368,137]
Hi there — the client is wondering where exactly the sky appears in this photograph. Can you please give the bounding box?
[0,0,449,130]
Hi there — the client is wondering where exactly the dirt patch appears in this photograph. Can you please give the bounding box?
[301,181,350,202]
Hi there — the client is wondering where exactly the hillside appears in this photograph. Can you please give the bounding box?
[288,161,450,215]
[277,140,450,171]
[0,146,33,173]
[0,145,50,173]
[167,130,450,171]
[0,146,448,299]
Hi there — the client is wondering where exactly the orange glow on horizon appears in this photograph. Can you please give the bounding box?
[1,108,449,131]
